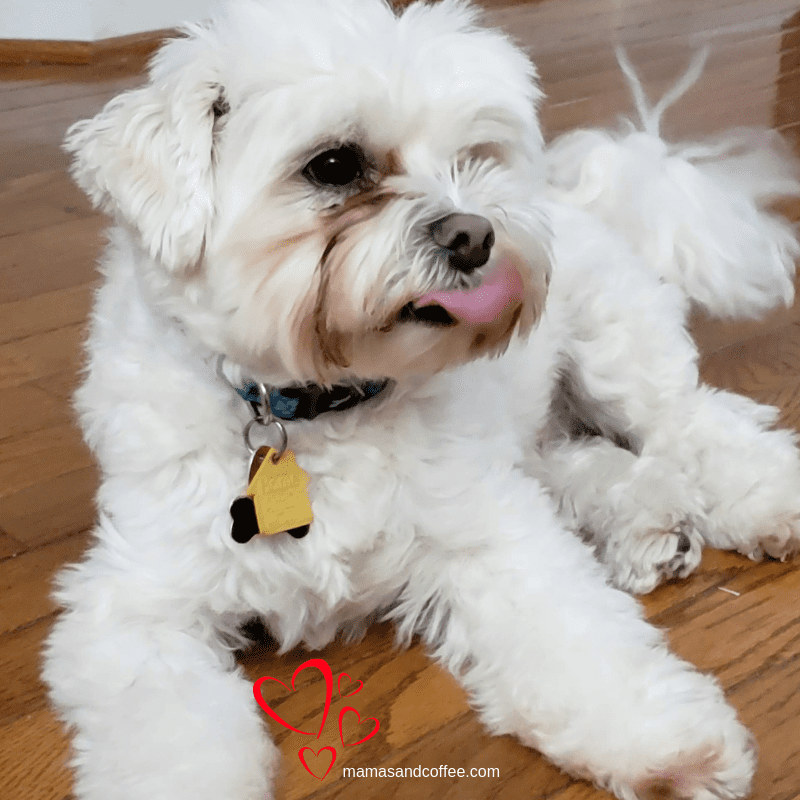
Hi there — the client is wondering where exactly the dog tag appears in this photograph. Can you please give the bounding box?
[247,447,314,537]
[249,446,271,482]
[230,447,272,543]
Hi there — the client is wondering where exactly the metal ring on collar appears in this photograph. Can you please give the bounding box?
[218,355,273,421]
[254,381,273,423]
[244,417,288,462]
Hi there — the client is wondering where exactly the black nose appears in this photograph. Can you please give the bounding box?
[430,213,495,274]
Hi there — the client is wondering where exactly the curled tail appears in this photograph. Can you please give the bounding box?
[546,49,800,318]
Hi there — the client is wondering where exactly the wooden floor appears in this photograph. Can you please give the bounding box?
[2,1,800,799]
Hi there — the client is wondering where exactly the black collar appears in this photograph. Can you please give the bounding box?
[235,379,391,420]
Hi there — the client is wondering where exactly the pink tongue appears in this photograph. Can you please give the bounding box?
[416,259,523,324]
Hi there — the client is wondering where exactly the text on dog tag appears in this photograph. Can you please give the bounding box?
[247,448,314,536]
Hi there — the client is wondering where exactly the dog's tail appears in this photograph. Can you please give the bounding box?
[545,49,800,319]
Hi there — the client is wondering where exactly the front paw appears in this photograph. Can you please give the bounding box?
[625,722,756,800]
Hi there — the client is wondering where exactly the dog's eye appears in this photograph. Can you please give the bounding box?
[304,146,364,187]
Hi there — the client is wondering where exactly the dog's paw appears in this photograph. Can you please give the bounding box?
[609,682,757,800]
[696,416,800,563]
[745,513,800,562]
[603,519,704,594]
[706,487,800,563]
[628,729,757,800]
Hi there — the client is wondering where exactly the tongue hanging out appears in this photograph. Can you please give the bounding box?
[411,258,524,325]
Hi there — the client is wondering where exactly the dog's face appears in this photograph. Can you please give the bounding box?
[69,0,551,385]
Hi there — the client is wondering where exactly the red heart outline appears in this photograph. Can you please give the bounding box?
[253,658,333,737]
[298,746,337,780]
[337,672,363,698]
[338,706,380,747]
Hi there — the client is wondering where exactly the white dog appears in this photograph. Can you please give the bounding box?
[44,1,800,798]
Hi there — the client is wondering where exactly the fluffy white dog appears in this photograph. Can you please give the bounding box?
[44,1,800,798]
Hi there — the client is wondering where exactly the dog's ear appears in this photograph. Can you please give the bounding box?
[65,35,222,271]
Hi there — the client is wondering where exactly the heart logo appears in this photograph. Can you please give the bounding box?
[253,658,333,737]
[338,706,380,747]
[298,746,337,780]
[337,672,363,698]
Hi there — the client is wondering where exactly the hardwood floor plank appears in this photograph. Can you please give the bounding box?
[0,422,93,502]
[771,378,800,429]
[734,655,800,800]
[0,89,130,134]
[691,299,800,357]
[0,383,69,440]
[0,707,74,800]
[31,368,85,403]
[0,530,25,560]
[0,323,85,390]
[0,283,94,346]
[0,466,98,546]
[0,216,104,304]
[641,549,764,618]
[0,170,96,239]
[0,614,56,725]
[542,82,777,138]
[0,75,143,114]
[0,141,72,181]
[662,568,800,687]
[538,31,792,104]
[0,531,89,636]
[701,322,800,392]
[0,59,148,84]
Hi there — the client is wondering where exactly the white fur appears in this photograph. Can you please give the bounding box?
[547,49,800,319]
[44,2,800,799]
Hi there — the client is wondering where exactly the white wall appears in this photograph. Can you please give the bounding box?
[0,0,214,40]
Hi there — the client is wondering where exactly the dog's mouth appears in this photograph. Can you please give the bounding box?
[398,301,457,327]
[398,258,524,328]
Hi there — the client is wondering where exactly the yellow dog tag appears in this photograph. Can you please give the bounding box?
[247,448,314,537]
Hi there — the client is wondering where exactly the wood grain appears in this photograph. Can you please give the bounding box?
[0,29,175,68]
[1,2,799,800]
[0,533,89,636]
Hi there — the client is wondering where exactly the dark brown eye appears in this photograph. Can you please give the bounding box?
[303,145,364,187]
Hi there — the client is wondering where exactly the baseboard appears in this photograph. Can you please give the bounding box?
[0,0,529,67]
[0,28,177,67]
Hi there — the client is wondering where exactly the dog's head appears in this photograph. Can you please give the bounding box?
[68,0,551,385]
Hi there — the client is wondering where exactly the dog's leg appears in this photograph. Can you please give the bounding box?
[535,255,709,590]
[553,362,800,587]
[402,474,755,800]
[43,530,277,800]
[547,376,800,589]
[545,211,800,588]
[533,436,704,593]
[556,299,800,574]
[638,385,800,562]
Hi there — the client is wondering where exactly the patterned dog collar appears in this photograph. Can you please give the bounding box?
[235,379,391,421]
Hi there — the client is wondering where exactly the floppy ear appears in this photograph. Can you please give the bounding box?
[65,35,222,271]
